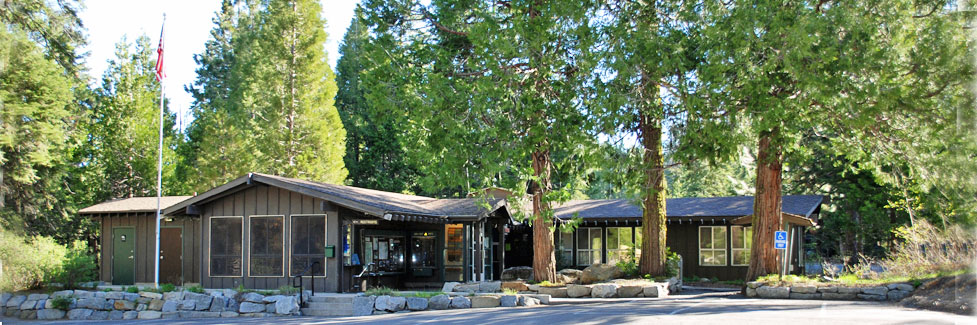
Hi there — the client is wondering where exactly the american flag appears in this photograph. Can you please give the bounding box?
[155,21,165,81]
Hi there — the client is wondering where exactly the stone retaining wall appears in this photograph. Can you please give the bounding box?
[0,289,302,320]
[355,293,546,316]
[444,276,681,299]
[745,282,915,301]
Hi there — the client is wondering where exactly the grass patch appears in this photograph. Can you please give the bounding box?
[185,285,205,294]
[401,291,442,298]
[278,285,299,295]
[364,286,396,296]
[50,296,72,311]
[537,280,563,287]
[502,288,518,295]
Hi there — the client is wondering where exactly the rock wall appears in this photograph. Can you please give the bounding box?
[0,289,301,320]
[745,282,915,301]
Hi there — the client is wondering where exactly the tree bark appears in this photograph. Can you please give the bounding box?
[746,128,784,280]
[638,111,667,276]
[531,147,557,283]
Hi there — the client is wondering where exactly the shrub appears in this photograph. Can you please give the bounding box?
[160,283,176,293]
[502,288,518,295]
[0,229,67,291]
[881,220,976,278]
[48,243,98,290]
[185,285,205,294]
[616,259,639,278]
[126,286,140,293]
[234,284,254,294]
[50,296,73,311]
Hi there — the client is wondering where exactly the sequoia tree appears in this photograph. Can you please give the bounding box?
[695,0,974,279]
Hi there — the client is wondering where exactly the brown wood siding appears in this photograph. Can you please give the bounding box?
[200,185,339,290]
[95,213,201,284]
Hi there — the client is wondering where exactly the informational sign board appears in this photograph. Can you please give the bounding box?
[774,230,788,249]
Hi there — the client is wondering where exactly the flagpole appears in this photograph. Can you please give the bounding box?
[154,13,166,290]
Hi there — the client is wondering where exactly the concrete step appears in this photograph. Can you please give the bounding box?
[306,295,355,303]
[301,302,354,317]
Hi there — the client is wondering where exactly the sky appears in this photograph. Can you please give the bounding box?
[80,0,361,131]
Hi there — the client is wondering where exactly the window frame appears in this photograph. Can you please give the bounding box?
[288,214,328,278]
[247,215,286,278]
[731,226,752,266]
[576,227,603,266]
[558,230,574,265]
[698,226,728,267]
[208,216,244,278]
[606,227,635,265]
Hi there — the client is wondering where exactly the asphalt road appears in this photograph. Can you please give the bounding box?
[3,290,974,325]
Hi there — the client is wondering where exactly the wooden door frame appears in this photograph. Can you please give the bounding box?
[112,226,136,285]
[160,225,184,285]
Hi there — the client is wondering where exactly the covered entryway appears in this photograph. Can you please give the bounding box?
[159,227,183,285]
[112,227,135,285]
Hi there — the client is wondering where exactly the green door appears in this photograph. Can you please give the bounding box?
[112,227,135,285]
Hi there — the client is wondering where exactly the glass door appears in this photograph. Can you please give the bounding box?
[444,224,465,281]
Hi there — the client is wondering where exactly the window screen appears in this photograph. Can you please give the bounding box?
[250,215,284,276]
[291,215,326,276]
[210,217,243,276]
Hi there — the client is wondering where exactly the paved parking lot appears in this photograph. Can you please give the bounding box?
[4,290,974,324]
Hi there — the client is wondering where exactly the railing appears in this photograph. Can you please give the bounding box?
[352,263,377,292]
[292,260,320,307]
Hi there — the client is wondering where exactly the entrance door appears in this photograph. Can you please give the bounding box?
[159,227,183,285]
[112,228,135,285]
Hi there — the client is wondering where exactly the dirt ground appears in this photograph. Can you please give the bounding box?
[899,273,976,315]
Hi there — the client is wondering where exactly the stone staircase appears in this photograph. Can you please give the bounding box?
[300,295,355,317]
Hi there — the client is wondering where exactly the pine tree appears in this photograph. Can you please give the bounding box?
[180,0,246,192]
[88,36,180,199]
[0,28,75,233]
[336,7,417,192]
[233,0,347,183]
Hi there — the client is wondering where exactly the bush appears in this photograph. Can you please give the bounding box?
[50,296,72,311]
[126,286,139,293]
[0,229,68,292]
[881,220,976,278]
[160,283,176,293]
[616,259,639,278]
[185,285,205,294]
[48,243,98,290]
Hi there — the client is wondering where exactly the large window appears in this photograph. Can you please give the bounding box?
[558,230,573,266]
[607,227,635,264]
[249,215,284,277]
[731,226,752,266]
[210,216,243,277]
[576,227,602,266]
[291,215,326,276]
[699,226,727,266]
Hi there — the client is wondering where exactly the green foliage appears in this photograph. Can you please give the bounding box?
[185,285,205,294]
[363,286,395,296]
[277,285,299,295]
[126,286,140,293]
[234,284,253,294]
[501,288,518,295]
[85,35,182,199]
[0,229,68,291]
[50,296,73,310]
[183,0,347,187]
[48,243,98,290]
[336,8,418,193]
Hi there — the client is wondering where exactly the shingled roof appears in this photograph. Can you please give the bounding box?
[79,196,193,214]
[554,195,823,220]
[161,173,506,223]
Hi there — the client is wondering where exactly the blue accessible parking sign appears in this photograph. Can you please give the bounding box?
[774,230,788,249]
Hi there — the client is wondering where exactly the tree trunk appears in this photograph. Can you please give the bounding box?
[638,111,667,276]
[531,148,557,283]
[746,128,783,280]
